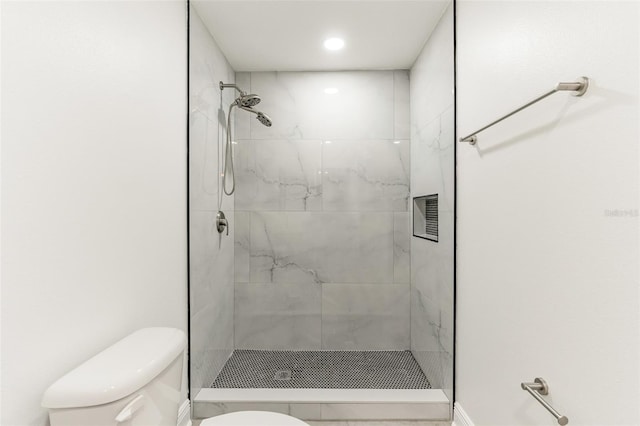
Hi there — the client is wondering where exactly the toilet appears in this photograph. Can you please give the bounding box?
[200,411,308,426]
[42,328,309,426]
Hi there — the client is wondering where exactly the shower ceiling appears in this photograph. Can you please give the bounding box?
[192,0,449,71]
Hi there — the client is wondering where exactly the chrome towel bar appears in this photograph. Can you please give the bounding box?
[521,377,568,425]
[459,77,589,145]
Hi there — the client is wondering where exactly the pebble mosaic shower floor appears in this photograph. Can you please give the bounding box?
[211,350,431,389]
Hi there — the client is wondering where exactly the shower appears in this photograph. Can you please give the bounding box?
[219,82,272,196]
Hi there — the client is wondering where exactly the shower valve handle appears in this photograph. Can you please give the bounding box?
[216,211,229,236]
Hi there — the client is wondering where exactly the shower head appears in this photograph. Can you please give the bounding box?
[238,94,261,108]
[238,105,273,127]
[256,111,272,127]
[220,82,261,107]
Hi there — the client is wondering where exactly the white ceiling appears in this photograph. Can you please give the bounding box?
[192,1,450,72]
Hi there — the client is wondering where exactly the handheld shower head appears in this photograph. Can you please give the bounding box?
[238,105,273,127]
[219,81,272,197]
[256,111,272,127]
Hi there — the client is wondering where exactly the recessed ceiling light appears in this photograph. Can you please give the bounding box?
[393,140,401,144]
[324,140,332,144]
[324,88,339,95]
[324,37,345,51]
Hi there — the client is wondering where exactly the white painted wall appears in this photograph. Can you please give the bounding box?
[1,2,188,425]
[456,1,639,425]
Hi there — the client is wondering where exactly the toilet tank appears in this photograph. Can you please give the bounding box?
[42,328,187,426]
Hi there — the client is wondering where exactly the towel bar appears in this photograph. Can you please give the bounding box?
[521,377,568,425]
[460,77,589,145]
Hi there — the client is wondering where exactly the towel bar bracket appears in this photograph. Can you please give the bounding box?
[521,377,549,395]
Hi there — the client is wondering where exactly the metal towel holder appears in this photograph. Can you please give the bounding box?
[521,377,568,425]
[459,77,589,145]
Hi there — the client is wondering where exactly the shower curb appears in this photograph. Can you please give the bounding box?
[193,388,449,421]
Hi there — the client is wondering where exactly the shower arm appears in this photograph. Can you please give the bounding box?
[219,82,246,96]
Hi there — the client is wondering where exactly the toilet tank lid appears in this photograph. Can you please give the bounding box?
[42,327,187,409]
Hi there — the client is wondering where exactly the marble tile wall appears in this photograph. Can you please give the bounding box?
[189,7,236,396]
[409,4,454,400]
[233,71,411,351]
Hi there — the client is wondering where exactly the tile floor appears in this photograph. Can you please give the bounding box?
[307,422,451,426]
[194,421,450,426]
[211,350,431,389]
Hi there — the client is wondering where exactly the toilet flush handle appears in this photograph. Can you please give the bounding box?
[115,394,145,423]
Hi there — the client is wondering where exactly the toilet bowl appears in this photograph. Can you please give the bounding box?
[42,328,309,426]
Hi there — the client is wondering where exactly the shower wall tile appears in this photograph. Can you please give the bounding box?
[249,71,395,140]
[234,211,251,283]
[234,72,251,140]
[190,6,236,212]
[411,292,453,391]
[410,3,454,397]
[410,202,454,393]
[410,285,453,358]
[411,106,454,209]
[189,209,234,390]
[321,284,410,350]
[322,140,409,212]
[189,110,220,212]
[409,12,454,127]
[319,213,394,284]
[411,214,454,307]
[190,10,235,121]
[235,139,323,211]
[191,283,234,389]
[189,60,237,212]
[190,210,234,314]
[234,70,411,352]
[394,212,411,284]
[189,7,236,395]
[248,212,395,285]
[250,212,322,284]
[394,70,411,140]
[235,283,322,349]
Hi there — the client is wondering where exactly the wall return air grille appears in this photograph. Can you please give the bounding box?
[413,194,438,242]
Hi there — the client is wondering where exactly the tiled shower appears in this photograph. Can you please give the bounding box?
[232,70,411,351]
[189,1,454,421]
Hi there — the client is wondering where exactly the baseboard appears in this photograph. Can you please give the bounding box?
[178,399,191,426]
[452,402,474,426]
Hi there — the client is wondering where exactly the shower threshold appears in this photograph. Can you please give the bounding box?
[193,350,450,421]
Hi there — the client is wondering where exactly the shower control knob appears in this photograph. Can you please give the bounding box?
[216,211,229,236]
